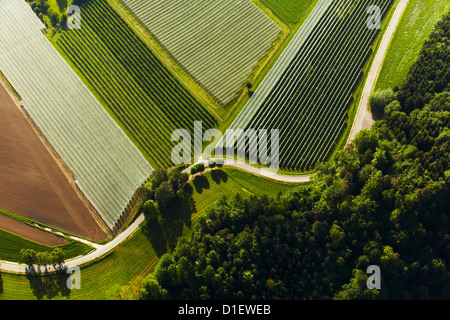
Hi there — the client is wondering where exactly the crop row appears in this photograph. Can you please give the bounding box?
[227,0,393,171]
[57,0,217,168]
[122,0,281,104]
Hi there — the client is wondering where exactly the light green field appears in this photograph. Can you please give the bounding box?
[261,0,315,26]
[47,0,67,13]
[375,0,450,91]
[0,227,157,300]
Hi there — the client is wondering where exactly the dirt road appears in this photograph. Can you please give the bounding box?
[347,0,409,144]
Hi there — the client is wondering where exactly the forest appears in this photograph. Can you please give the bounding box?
[135,11,450,300]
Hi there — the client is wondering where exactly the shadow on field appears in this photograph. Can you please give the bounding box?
[143,221,168,257]
[193,175,210,194]
[211,169,228,184]
[25,267,71,300]
[142,182,197,255]
[0,271,3,294]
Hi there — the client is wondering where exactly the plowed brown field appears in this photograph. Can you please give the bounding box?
[0,82,106,242]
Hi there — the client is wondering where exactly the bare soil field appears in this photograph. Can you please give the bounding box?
[0,83,106,242]
[0,214,66,246]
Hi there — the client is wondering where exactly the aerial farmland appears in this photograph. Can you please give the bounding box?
[228,0,394,171]
[123,0,281,104]
[0,78,105,241]
[0,0,449,305]
[0,0,153,231]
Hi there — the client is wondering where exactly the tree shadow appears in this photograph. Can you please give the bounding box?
[25,267,71,300]
[182,182,194,196]
[0,271,3,294]
[142,184,197,256]
[160,218,184,251]
[162,192,196,232]
[56,0,68,12]
[211,169,228,184]
[372,112,383,121]
[143,221,168,258]
[193,175,210,194]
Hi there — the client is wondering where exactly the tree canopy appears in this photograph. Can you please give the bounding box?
[136,11,450,300]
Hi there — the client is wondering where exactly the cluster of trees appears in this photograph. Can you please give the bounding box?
[20,248,65,269]
[27,0,69,29]
[190,163,205,175]
[138,166,196,254]
[369,89,394,119]
[137,11,450,300]
[395,15,450,114]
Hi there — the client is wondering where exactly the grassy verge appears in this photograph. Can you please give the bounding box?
[218,0,398,174]
[329,0,400,160]
[108,0,309,131]
[0,229,93,263]
[108,0,224,121]
[261,0,316,27]
[0,227,157,300]
[220,0,320,132]
[218,0,289,124]
[0,71,21,101]
[0,209,101,244]
[375,0,450,91]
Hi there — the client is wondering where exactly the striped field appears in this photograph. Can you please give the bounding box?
[57,0,217,169]
[226,0,394,171]
[122,0,281,104]
[0,0,153,230]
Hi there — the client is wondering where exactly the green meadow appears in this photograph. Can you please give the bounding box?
[190,168,302,222]
[0,227,157,300]
[261,0,316,26]
[375,0,450,91]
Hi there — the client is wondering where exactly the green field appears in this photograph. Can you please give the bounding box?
[220,0,318,131]
[122,0,281,105]
[47,0,67,12]
[0,228,92,263]
[375,0,450,91]
[228,0,394,171]
[55,0,217,169]
[190,167,302,221]
[0,227,157,300]
[262,0,315,26]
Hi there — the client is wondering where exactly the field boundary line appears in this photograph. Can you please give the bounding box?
[225,0,290,121]
[0,79,111,239]
[108,0,223,122]
[346,0,409,145]
[0,215,144,274]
